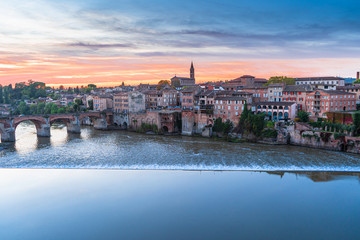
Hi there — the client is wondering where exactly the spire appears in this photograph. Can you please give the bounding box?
[190,61,195,79]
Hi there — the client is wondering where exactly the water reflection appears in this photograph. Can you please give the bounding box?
[13,122,84,154]
[266,171,360,182]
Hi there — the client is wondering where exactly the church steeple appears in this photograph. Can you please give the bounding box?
[190,61,195,79]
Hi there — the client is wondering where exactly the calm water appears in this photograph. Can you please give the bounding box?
[0,122,359,239]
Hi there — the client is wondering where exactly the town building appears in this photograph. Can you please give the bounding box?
[253,102,297,121]
[113,92,129,113]
[242,85,268,102]
[170,62,196,87]
[159,85,178,108]
[295,77,345,90]
[128,91,146,113]
[93,95,113,111]
[337,85,360,104]
[306,90,356,118]
[282,85,313,111]
[214,96,247,125]
[180,87,199,110]
[267,83,284,102]
[143,90,162,109]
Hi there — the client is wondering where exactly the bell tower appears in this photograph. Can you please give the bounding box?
[190,61,195,79]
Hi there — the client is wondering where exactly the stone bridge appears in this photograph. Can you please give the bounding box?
[0,112,113,142]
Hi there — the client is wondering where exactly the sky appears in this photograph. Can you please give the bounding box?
[0,0,360,87]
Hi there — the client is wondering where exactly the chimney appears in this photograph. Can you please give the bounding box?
[357,72,360,81]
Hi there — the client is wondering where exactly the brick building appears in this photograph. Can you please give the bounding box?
[214,96,247,125]
[282,85,313,111]
[253,102,297,121]
[113,92,129,113]
[306,90,356,118]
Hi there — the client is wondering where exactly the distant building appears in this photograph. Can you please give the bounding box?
[171,62,196,87]
[267,83,284,102]
[93,95,113,111]
[214,96,247,125]
[282,85,313,111]
[254,102,297,121]
[180,86,199,110]
[337,85,360,104]
[113,92,129,113]
[128,91,146,113]
[306,90,356,118]
[295,77,345,90]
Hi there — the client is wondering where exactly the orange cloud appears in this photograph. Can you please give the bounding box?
[0,56,359,87]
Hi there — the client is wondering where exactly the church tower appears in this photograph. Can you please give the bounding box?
[190,61,195,79]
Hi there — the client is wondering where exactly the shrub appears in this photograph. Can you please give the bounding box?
[261,129,278,138]
[298,111,309,122]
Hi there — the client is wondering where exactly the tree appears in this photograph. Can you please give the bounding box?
[0,86,3,104]
[353,113,360,136]
[157,80,170,90]
[29,104,37,115]
[51,104,58,114]
[44,103,54,114]
[37,102,46,114]
[18,102,30,115]
[212,117,224,132]
[88,84,97,89]
[298,111,309,122]
[88,99,94,110]
[266,76,295,86]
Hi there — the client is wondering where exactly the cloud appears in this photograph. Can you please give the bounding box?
[66,42,136,50]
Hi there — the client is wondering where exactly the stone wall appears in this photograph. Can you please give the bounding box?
[113,113,129,128]
[286,123,360,153]
[128,92,146,113]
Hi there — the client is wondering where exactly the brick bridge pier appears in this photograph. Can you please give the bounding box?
[0,112,112,142]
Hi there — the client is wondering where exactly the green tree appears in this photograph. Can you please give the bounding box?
[266,76,295,86]
[57,107,66,113]
[37,102,46,114]
[212,117,224,132]
[0,85,3,104]
[353,113,360,136]
[18,102,30,115]
[88,99,94,110]
[29,104,37,115]
[51,104,58,114]
[157,80,171,90]
[44,103,54,114]
[298,111,309,122]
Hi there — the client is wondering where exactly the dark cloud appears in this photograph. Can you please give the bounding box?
[67,42,136,49]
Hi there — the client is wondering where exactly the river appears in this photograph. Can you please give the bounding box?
[0,122,359,239]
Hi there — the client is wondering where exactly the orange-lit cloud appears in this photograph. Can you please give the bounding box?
[0,56,359,88]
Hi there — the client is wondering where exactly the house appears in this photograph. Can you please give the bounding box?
[295,77,345,90]
[282,85,313,111]
[113,92,129,113]
[253,102,297,121]
[306,90,356,118]
[214,96,247,125]
[93,95,113,111]
[180,86,199,110]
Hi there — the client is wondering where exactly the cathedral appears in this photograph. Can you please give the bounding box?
[171,62,196,87]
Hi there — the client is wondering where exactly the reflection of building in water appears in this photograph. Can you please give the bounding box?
[267,171,360,182]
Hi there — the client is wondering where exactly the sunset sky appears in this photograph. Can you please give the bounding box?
[1,0,360,87]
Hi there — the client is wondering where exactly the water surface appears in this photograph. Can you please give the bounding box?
[0,122,359,171]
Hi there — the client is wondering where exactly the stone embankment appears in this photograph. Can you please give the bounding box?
[281,123,360,154]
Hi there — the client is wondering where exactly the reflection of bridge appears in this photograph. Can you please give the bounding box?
[0,112,113,142]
